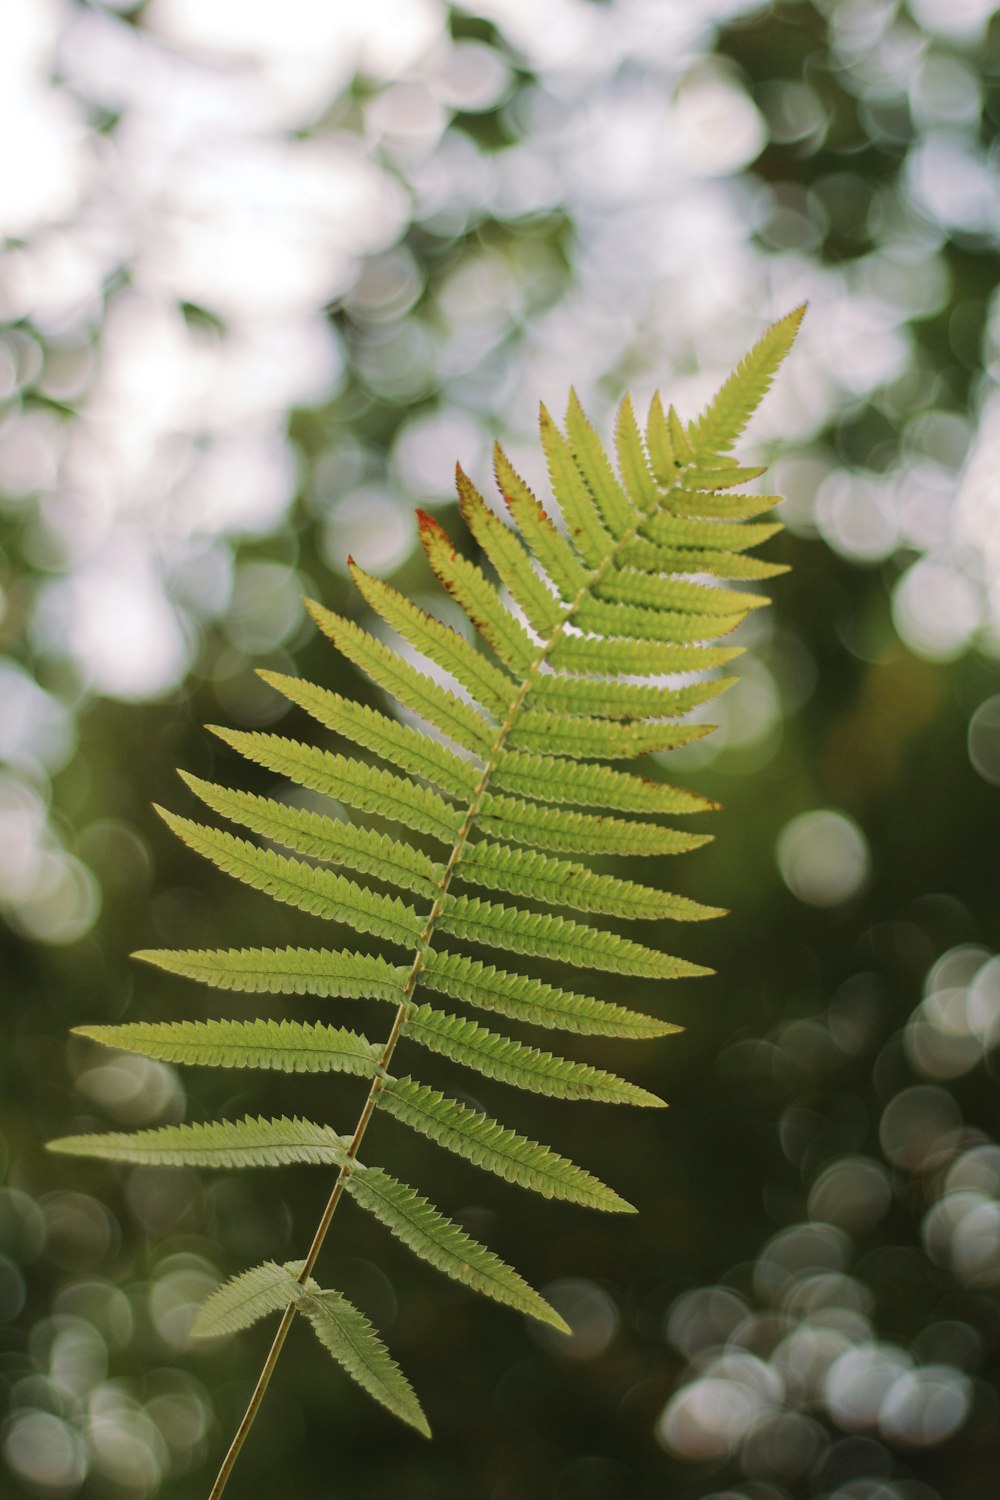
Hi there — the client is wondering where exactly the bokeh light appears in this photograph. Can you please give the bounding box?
[659,929,1000,1497]
[777,810,871,908]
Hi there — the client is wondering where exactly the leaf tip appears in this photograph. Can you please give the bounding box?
[541,1308,573,1337]
[46,1136,78,1157]
[416,507,445,538]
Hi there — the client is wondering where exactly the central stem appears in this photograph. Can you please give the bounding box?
[206,499,661,1498]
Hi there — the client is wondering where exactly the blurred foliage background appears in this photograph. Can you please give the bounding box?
[2,1,1000,1497]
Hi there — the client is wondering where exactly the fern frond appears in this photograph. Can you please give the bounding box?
[378,1076,633,1211]
[667,403,696,464]
[344,1164,568,1331]
[49,1116,350,1168]
[680,463,766,491]
[617,390,665,501]
[627,515,783,556]
[54,313,802,1453]
[525,671,732,721]
[133,945,407,1000]
[74,1019,384,1076]
[402,1004,665,1106]
[643,393,677,487]
[506,703,712,758]
[527,678,731,729]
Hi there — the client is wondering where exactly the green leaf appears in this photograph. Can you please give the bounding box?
[619,539,787,581]
[378,1076,634,1212]
[565,389,639,538]
[592,569,765,618]
[508,703,715,759]
[491,748,718,816]
[538,404,617,567]
[192,1259,310,1338]
[547,632,742,676]
[643,491,782,529]
[48,1116,350,1168]
[419,951,677,1038]
[45,329,804,1450]
[74,1018,384,1076]
[611,393,665,516]
[494,441,590,599]
[306,600,496,755]
[526,671,733,723]
[688,305,806,455]
[455,465,566,635]
[457,839,723,921]
[208,728,466,844]
[156,810,424,948]
[683,463,768,492]
[349,559,514,717]
[574,595,748,644]
[667,404,695,465]
[402,1003,666,1106]
[621,515,783,556]
[132,946,407,1000]
[197,1259,431,1437]
[180,774,442,899]
[258,670,481,801]
[298,1284,430,1437]
[438,892,710,978]
[344,1163,568,1331]
[478,791,711,857]
[417,511,539,677]
[643,392,677,488]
